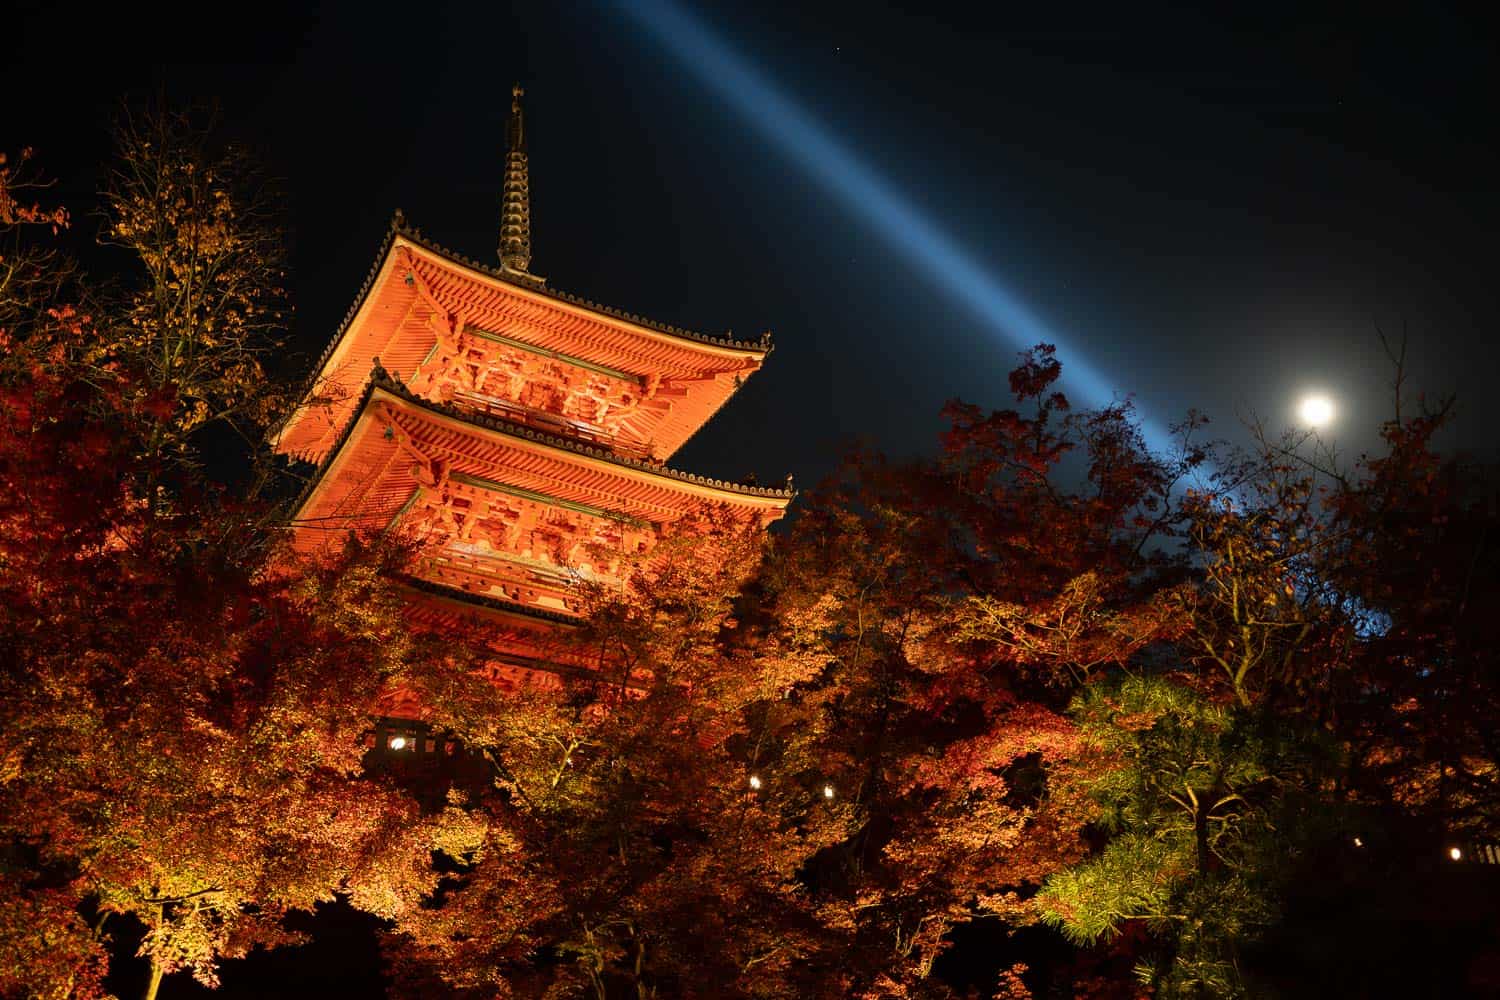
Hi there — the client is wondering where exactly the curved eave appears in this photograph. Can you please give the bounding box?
[400,578,650,689]
[398,225,772,354]
[293,370,795,514]
[276,217,780,464]
[398,576,580,628]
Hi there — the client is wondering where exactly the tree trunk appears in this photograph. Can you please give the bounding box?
[1194,803,1211,877]
[143,957,164,1000]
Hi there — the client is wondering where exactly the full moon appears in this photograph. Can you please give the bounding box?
[1298,394,1336,428]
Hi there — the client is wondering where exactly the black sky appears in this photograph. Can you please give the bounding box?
[11,1,1499,490]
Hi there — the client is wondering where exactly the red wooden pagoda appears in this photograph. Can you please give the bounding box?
[274,86,792,701]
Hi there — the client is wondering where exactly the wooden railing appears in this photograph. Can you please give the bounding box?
[452,390,657,461]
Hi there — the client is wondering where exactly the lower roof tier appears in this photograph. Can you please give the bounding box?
[289,372,792,617]
[374,579,624,718]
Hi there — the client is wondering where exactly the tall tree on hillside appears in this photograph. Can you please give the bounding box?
[97,105,289,481]
[1318,368,1500,839]
[1036,677,1342,998]
[388,507,848,999]
[729,347,1201,997]
[0,127,470,1000]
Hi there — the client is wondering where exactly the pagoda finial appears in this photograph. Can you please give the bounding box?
[499,83,534,277]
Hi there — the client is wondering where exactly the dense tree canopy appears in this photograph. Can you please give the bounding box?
[0,126,476,1000]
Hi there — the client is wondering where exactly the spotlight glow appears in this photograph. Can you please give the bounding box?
[616,0,1180,457]
[748,774,763,790]
[1298,394,1336,428]
[823,784,835,800]
[388,735,408,751]
[1450,845,1463,861]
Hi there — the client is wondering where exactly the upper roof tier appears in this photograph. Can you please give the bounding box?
[273,220,773,465]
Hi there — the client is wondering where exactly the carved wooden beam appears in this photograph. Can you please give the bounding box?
[377,403,451,490]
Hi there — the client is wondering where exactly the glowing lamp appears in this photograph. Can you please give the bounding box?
[388,735,408,751]
[1449,846,1463,861]
[748,774,762,790]
[823,784,835,800]
[1352,836,1363,848]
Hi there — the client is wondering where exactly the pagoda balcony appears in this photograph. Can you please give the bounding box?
[450,387,658,462]
[421,546,592,615]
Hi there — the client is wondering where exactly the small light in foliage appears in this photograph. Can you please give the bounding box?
[748,774,762,790]
[1352,836,1363,848]
[388,735,408,751]
[823,784,835,800]
[1450,845,1463,861]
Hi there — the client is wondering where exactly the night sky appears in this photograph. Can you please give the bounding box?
[12,2,1499,489]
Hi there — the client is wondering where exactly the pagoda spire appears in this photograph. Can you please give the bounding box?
[499,83,535,277]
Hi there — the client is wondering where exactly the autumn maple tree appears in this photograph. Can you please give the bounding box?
[0,125,468,1000]
[668,345,1206,998]
[1325,396,1499,833]
[385,508,850,999]
[97,105,291,476]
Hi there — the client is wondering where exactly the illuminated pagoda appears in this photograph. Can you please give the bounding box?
[274,85,792,708]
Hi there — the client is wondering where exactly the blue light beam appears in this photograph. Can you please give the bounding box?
[614,0,1179,455]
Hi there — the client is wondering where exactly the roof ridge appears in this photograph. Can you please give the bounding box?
[268,216,406,448]
[395,223,773,353]
[274,214,774,447]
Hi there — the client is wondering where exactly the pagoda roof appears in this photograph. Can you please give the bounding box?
[288,368,792,614]
[397,577,653,692]
[275,216,773,464]
[384,215,772,353]
[398,574,581,628]
[294,366,795,514]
